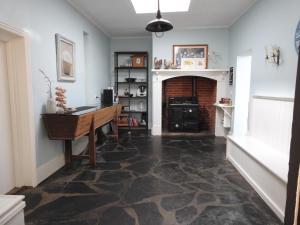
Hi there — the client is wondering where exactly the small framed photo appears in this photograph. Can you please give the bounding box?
[229,67,234,86]
[173,44,208,69]
[56,34,76,82]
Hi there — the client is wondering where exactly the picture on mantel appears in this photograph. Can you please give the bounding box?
[173,44,208,70]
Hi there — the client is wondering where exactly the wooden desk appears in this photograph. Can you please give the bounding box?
[42,104,122,166]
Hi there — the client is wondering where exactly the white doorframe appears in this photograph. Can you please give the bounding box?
[0,21,37,187]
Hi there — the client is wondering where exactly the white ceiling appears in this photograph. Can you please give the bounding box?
[67,0,257,37]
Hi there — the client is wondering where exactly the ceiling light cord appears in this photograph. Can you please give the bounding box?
[157,0,162,19]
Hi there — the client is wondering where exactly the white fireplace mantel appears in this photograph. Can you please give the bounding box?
[151,68,230,136]
[152,69,229,81]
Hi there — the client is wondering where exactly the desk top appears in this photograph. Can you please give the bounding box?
[42,104,121,140]
[42,104,116,116]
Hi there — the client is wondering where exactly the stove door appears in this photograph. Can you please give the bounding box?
[183,107,199,121]
[169,122,184,131]
[168,107,183,122]
[183,122,199,131]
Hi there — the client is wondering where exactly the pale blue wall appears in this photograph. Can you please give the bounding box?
[0,0,110,166]
[110,37,152,82]
[152,28,230,69]
[229,0,300,98]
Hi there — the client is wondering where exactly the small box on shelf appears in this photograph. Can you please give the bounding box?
[131,55,145,68]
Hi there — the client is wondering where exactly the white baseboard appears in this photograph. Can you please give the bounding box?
[151,124,161,136]
[227,154,285,221]
[36,153,65,184]
[215,125,225,137]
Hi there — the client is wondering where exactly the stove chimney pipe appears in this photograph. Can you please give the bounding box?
[192,77,197,97]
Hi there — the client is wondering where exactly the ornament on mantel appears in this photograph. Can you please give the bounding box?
[154,57,163,69]
[55,86,67,112]
[39,69,56,113]
[164,59,172,69]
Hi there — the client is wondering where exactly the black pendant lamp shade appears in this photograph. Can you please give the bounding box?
[145,0,173,33]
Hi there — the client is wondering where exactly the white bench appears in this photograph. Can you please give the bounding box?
[227,96,293,221]
[0,195,25,225]
[227,135,289,182]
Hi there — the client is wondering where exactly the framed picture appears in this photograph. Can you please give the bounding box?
[55,34,76,82]
[173,44,208,69]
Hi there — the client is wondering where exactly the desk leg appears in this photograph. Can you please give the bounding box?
[89,119,96,166]
[111,119,119,141]
[64,140,72,167]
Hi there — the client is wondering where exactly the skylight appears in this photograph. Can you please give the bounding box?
[131,0,191,14]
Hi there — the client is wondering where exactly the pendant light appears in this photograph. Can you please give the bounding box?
[145,0,173,37]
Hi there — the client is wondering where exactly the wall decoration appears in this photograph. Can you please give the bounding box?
[295,20,300,54]
[39,69,56,113]
[208,50,222,65]
[265,46,281,66]
[56,34,76,82]
[55,86,67,112]
[173,44,208,69]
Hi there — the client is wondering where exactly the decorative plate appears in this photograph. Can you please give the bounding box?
[296,20,300,54]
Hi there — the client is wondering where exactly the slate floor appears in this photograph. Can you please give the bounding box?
[19,134,282,225]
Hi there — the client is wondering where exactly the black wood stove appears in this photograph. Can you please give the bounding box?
[168,96,200,132]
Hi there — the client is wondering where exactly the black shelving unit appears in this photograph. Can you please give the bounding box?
[114,51,149,132]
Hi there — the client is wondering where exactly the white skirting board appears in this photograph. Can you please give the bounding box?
[36,138,89,184]
[151,124,162,136]
[227,139,286,221]
[36,153,65,184]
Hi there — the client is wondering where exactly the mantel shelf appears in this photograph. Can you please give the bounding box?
[152,69,229,82]
[152,69,229,73]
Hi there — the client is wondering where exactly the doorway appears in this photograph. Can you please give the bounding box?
[0,41,15,193]
[233,54,252,136]
[83,31,90,104]
[0,22,37,191]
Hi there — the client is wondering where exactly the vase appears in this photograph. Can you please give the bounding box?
[46,97,56,113]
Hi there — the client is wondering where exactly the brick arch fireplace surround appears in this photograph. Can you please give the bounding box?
[162,76,217,133]
[151,70,228,136]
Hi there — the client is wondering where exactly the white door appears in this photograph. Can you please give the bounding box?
[0,41,15,194]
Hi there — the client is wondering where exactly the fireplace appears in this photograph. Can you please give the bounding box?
[167,96,200,132]
[162,76,217,133]
[152,69,229,136]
